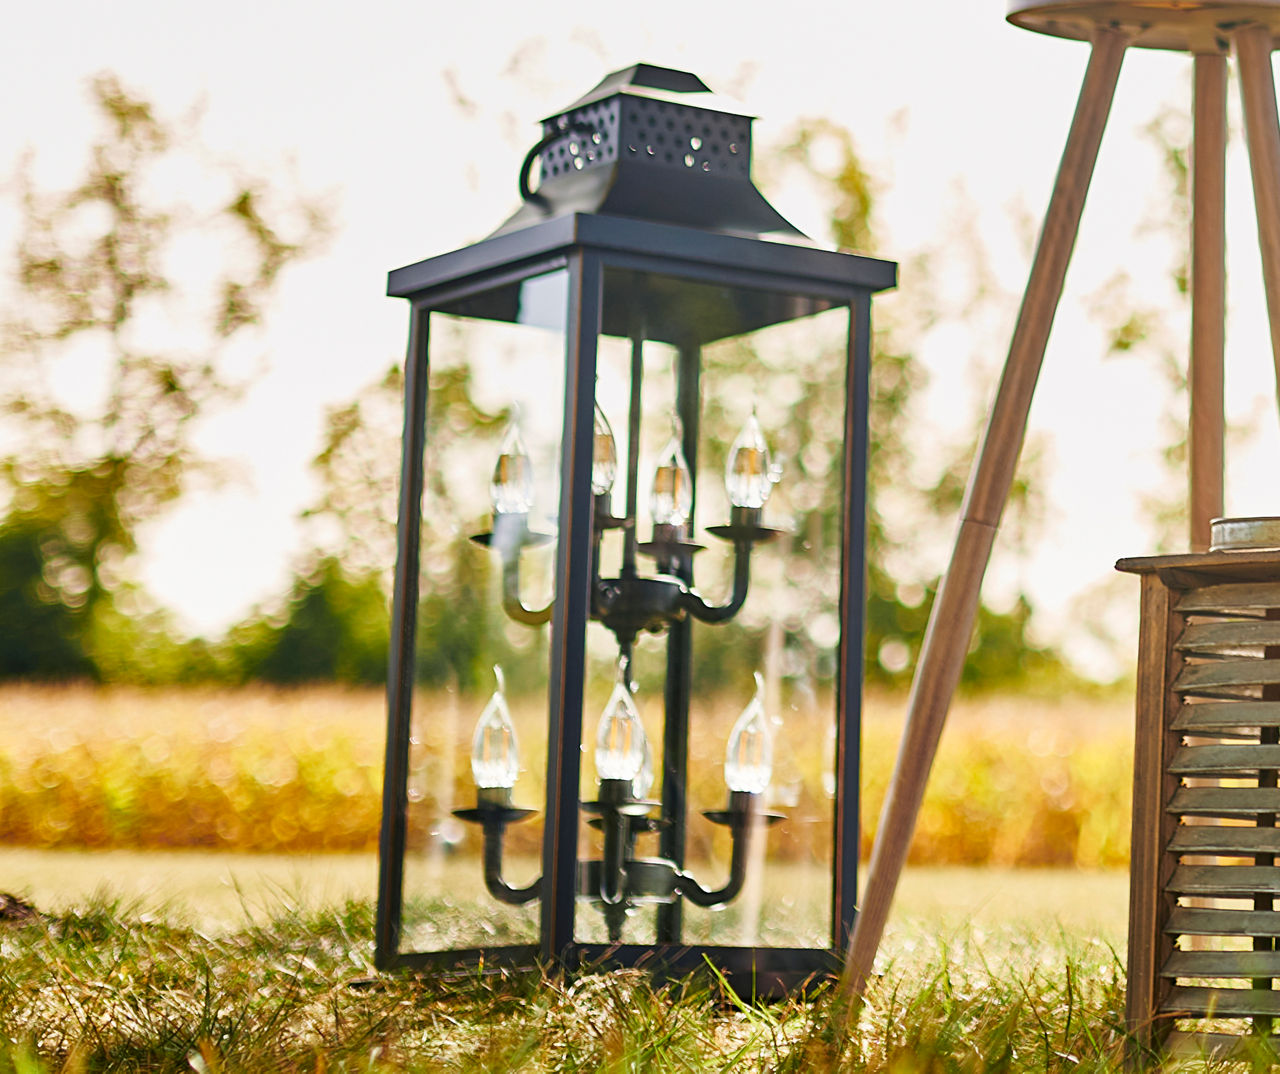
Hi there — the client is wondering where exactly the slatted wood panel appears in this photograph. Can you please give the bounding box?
[1167,786,1280,817]
[1162,986,1280,1018]
[1168,825,1280,855]
[1174,660,1280,691]
[1176,581,1280,613]
[1173,701,1280,731]
[1169,744,1280,773]
[1177,619,1280,651]
[1121,549,1280,1051]
[1168,906,1280,937]
[1167,864,1280,896]
[1164,949,1280,977]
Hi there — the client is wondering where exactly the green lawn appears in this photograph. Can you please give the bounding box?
[0,847,1129,944]
[13,853,1245,1071]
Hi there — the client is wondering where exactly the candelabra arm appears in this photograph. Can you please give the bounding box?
[681,541,752,624]
[471,513,553,626]
[677,791,781,908]
[501,555,553,626]
[597,779,632,907]
[454,796,541,906]
[685,507,782,624]
[481,818,542,905]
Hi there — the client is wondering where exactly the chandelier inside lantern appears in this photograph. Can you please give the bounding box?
[455,394,786,939]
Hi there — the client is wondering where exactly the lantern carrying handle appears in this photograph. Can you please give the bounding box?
[518,120,599,204]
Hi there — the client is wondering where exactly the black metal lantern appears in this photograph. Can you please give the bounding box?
[376,63,896,994]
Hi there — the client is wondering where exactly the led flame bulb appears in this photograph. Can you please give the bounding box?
[490,421,535,515]
[649,416,693,528]
[725,671,774,794]
[725,408,775,510]
[633,733,655,800]
[595,661,647,782]
[471,666,520,789]
[592,403,617,496]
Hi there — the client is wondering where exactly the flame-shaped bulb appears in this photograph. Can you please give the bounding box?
[725,408,776,510]
[471,666,519,789]
[595,660,647,783]
[649,416,693,528]
[491,421,535,515]
[592,403,617,496]
[633,733,655,800]
[725,671,774,794]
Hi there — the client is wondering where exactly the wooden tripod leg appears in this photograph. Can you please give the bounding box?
[1190,53,1227,552]
[1235,23,1280,414]
[837,25,1131,1007]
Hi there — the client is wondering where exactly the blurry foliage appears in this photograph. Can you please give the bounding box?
[0,686,381,853]
[228,558,390,685]
[1082,102,1257,556]
[0,685,1132,867]
[750,120,1067,690]
[0,73,325,681]
[1082,105,1192,552]
[0,85,1077,690]
[274,118,1072,697]
[229,360,550,689]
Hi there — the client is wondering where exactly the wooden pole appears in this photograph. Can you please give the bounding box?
[837,25,1130,1006]
[1235,23,1280,413]
[1190,53,1227,552]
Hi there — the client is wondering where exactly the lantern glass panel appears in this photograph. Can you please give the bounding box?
[571,265,850,948]
[398,267,568,955]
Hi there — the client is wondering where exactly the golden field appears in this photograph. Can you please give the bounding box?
[0,684,1135,866]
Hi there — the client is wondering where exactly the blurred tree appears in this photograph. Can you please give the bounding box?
[281,119,1070,695]
[246,360,543,689]
[237,557,389,685]
[0,73,325,679]
[709,118,1069,691]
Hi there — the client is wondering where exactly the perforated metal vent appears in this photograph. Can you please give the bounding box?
[539,98,752,182]
[538,100,622,180]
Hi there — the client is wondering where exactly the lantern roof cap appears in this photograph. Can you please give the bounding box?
[552,63,748,119]
[491,61,805,242]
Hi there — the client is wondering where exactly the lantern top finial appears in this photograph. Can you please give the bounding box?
[555,63,737,114]
[490,62,807,242]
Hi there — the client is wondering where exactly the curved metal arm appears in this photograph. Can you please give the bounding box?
[680,541,752,624]
[481,819,541,906]
[502,557,553,626]
[677,812,754,909]
[478,514,553,626]
[677,792,782,909]
[677,853,749,910]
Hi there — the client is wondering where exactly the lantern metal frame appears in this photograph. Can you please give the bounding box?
[375,76,895,994]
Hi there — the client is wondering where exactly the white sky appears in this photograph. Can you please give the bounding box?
[5,1,1280,678]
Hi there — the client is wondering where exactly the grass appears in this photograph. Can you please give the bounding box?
[0,685,1180,1070]
[0,892,1153,1073]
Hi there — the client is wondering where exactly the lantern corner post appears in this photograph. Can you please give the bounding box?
[376,302,432,970]
[833,291,873,956]
[540,248,605,965]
